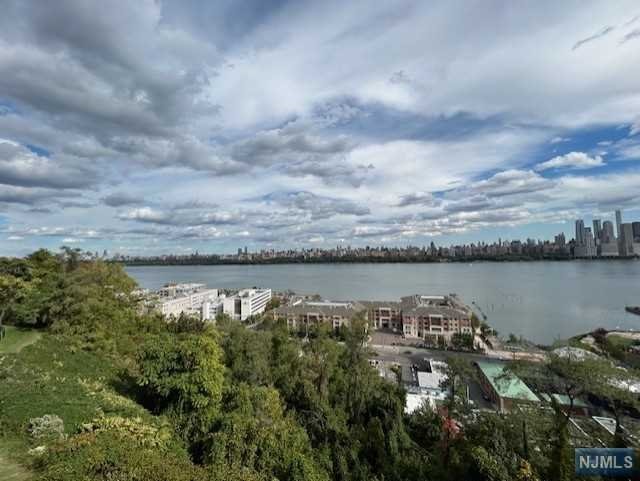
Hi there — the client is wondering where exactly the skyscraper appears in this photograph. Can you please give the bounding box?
[592,219,602,244]
[633,221,640,241]
[575,219,585,245]
[615,210,623,239]
[602,220,615,243]
[585,228,596,257]
[620,223,634,256]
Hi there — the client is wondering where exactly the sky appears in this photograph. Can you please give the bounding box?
[1,0,640,256]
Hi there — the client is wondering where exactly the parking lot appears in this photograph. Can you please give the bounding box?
[369,343,497,411]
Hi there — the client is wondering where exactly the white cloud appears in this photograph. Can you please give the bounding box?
[1,1,640,254]
[535,152,605,171]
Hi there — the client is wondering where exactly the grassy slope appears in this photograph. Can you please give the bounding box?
[0,327,42,354]
[0,448,32,481]
[0,331,157,479]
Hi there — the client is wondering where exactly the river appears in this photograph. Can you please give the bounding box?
[126,261,640,344]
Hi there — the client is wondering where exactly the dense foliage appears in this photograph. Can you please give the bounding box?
[0,249,635,480]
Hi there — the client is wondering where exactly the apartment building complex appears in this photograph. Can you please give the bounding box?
[398,295,473,343]
[274,299,366,330]
[157,284,220,318]
[359,301,403,331]
[223,288,272,321]
[156,284,271,322]
[274,293,474,345]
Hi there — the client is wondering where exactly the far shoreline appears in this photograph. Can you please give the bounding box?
[120,256,640,267]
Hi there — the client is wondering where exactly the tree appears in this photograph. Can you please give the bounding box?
[205,385,329,481]
[220,322,271,385]
[135,331,225,451]
[168,312,207,334]
[405,403,442,451]
[265,297,281,310]
[441,357,474,468]
[547,399,573,481]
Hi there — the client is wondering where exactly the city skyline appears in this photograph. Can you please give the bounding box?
[1,1,640,256]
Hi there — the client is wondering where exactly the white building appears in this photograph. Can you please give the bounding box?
[158,283,207,298]
[157,285,220,319]
[202,297,225,321]
[223,288,272,321]
[416,359,448,400]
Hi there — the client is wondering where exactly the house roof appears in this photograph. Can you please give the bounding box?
[476,361,539,402]
[539,393,589,408]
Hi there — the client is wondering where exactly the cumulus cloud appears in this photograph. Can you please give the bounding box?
[1,1,640,254]
[0,185,73,205]
[397,192,440,207]
[0,139,98,189]
[102,192,145,207]
[535,152,605,171]
[119,206,246,226]
[468,170,554,197]
[262,191,370,220]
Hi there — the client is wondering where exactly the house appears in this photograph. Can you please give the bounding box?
[475,360,539,412]
[539,393,590,416]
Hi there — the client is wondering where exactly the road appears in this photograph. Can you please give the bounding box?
[370,342,547,364]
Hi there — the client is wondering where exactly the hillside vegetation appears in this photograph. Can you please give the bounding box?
[0,248,636,480]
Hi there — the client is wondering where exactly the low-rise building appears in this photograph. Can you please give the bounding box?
[157,285,220,319]
[400,295,474,344]
[599,241,619,257]
[416,359,448,401]
[158,283,208,298]
[223,288,272,321]
[475,360,539,412]
[273,299,367,330]
[360,301,403,331]
[276,293,474,346]
[539,393,590,417]
[202,298,225,321]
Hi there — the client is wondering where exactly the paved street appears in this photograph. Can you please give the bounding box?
[370,330,547,363]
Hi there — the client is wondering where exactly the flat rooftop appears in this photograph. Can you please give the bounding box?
[476,361,539,402]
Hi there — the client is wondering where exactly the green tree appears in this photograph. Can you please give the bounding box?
[547,400,573,481]
[135,331,225,449]
[206,385,329,481]
[220,323,271,385]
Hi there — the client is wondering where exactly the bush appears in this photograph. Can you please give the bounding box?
[34,431,204,481]
[27,414,65,441]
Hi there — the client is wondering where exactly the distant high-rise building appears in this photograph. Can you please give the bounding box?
[615,210,623,239]
[554,233,566,246]
[574,225,597,257]
[575,219,585,245]
[584,228,596,257]
[592,219,602,243]
[602,220,615,243]
[620,223,634,256]
[633,221,640,241]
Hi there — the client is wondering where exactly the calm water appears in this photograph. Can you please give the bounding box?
[126,261,640,344]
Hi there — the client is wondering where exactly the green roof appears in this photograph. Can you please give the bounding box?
[540,393,589,408]
[476,361,539,402]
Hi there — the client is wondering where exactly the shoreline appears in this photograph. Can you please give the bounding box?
[120,256,639,267]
